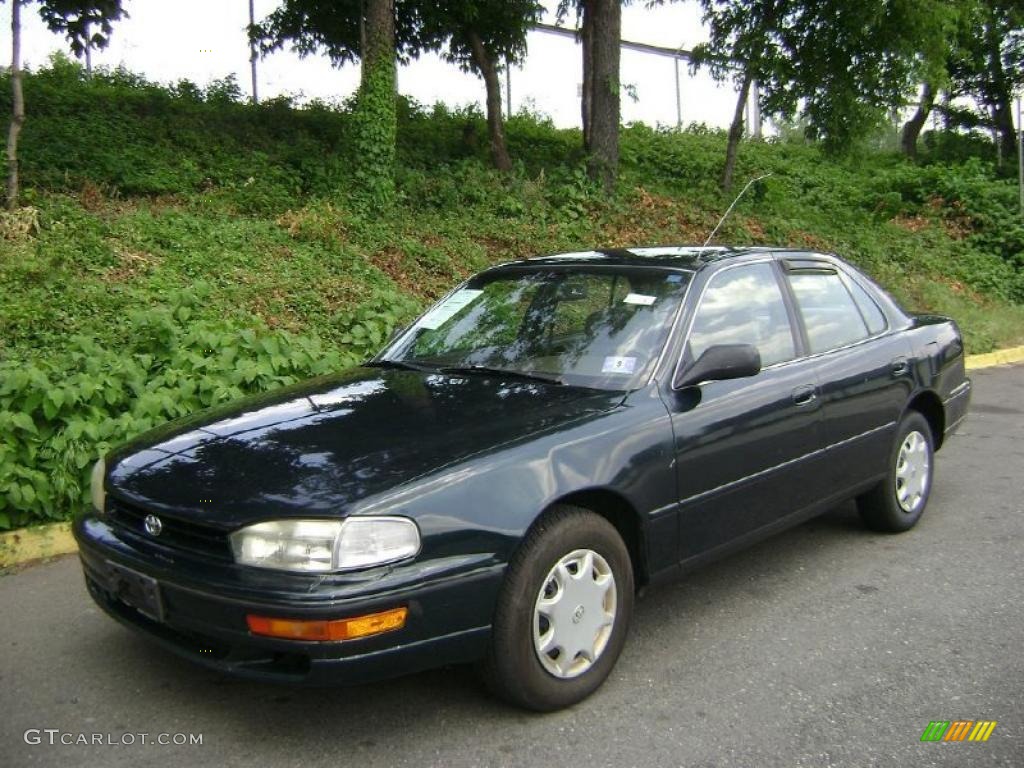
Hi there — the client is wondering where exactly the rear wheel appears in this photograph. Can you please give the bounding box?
[481,505,634,711]
[857,411,934,532]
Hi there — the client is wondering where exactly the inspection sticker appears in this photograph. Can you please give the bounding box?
[418,289,484,329]
[602,356,637,374]
[623,293,656,306]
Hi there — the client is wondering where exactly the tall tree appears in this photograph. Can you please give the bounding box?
[897,0,967,157]
[421,1,543,172]
[773,0,951,153]
[4,0,125,209]
[255,0,429,205]
[586,0,621,193]
[561,0,622,193]
[682,0,949,186]
[689,0,787,190]
[6,0,22,210]
[900,81,936,158]
[944,0,1024,164]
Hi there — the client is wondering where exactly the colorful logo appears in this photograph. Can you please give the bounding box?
[920,720,997,742]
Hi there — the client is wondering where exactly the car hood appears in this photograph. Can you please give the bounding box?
[106,367,624,529]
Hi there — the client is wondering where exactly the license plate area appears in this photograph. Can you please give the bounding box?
[106,561,164,622]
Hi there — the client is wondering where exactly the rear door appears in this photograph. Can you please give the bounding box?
[780,259,913,491]
[667,261,832,562]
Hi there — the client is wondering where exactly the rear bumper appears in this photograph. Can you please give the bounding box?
[73,515,502,684]
[943,379,971,440]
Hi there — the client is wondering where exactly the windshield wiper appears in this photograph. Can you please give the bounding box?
[364,359,438,373]
[438,365,565,386]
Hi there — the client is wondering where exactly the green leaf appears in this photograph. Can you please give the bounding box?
[48,389,65,411]
[11,412,37,434]
[42,398,59,420]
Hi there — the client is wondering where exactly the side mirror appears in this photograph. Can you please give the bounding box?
[673,343,761,389]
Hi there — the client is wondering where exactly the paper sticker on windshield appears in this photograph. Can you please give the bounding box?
[623,293,656,306]
[418,289,484,330]
[602,356,637,375]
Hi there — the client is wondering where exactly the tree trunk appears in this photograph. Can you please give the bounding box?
[468,31,511,172]
[580,1,593,151]
[7,0,24,210]
[900,82,934,158]
[353,0,396,204]
[992,97,1015,164]
[248,0,258,103]
[361,0,395,89]
[722,70,752,191]
[586,0,620,195]
[83,20,92,76]
[984,16,1015,167]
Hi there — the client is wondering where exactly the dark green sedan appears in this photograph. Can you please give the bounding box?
[75,246,970,710]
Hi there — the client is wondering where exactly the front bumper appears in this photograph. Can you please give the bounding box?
[73,515,503,684]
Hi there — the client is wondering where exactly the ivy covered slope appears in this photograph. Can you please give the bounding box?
[1,60,1023,530]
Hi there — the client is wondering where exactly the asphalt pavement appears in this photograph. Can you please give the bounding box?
[1,364,1021,768]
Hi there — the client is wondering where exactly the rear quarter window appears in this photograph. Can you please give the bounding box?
[842,275,888,335]
[788,271,870,353]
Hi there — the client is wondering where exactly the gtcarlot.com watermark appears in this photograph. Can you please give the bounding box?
[24,729,203,747]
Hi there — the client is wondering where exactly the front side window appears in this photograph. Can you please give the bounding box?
[687,263,796,367]
[382,267,692,390]
[788,271,870,353]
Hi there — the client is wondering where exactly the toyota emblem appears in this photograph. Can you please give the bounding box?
[143,514,163,537]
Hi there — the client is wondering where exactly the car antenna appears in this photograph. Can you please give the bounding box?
[703,173,773,247]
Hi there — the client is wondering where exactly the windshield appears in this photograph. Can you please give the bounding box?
[379,266,692,390]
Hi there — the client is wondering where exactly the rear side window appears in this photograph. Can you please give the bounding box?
[688,263,796,367]
[842,275,888,335]
[788,271,869,353]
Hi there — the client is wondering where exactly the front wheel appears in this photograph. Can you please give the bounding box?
[481,505,634,711]
[857,411,934,532]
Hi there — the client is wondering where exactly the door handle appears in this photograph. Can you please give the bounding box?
[792,385,817,407]
[891,358,909,376]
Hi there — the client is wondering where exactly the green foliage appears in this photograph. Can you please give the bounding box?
[688,0,954,151]
[420,0,544,73]
[36,1,127,58]
[0,56,352,203]
[350,58,398,209]
[0,287,354,530]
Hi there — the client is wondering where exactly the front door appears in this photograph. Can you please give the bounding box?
[666,261,831,562]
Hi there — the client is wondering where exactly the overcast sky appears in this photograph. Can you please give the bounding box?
[2,0,747,130]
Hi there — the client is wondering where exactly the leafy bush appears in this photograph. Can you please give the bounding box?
[0,288,358,530]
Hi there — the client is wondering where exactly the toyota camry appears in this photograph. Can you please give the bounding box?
[75,246,971,711]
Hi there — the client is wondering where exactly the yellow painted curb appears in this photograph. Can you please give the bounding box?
[0,521,76,569]
[965,345,1024,371]
[0,345,1021,570]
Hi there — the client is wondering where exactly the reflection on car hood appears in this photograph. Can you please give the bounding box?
[107,367,624,528]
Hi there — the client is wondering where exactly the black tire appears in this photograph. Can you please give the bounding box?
[480,504,634,711]
[857,411,935,533]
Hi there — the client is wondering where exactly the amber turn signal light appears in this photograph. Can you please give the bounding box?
[246,606,408,642]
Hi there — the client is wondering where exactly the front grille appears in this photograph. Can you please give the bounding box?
[107,498,233,562]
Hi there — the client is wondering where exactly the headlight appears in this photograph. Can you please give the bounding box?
[90,457,106,517]
[230,517,420,573]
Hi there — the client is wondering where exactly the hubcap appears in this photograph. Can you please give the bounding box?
[533,549,617,679]
[895,430,930,513]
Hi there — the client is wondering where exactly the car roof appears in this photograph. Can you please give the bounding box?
[493,246,824,272]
